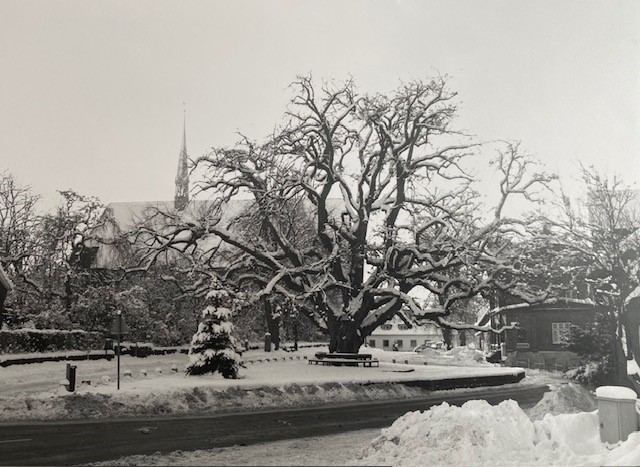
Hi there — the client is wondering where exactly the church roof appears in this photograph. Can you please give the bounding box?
[102,199,254,233]
[90,196,347,269]
[102,197,346,233]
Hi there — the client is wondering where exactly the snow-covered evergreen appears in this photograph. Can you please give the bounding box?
[186,286,243,378]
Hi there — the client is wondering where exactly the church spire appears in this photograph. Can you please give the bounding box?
[175,111,189,211]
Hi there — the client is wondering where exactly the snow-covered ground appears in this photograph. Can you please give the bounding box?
[6,345,640,465]
[1,345,553,421]
[94,383,640,466]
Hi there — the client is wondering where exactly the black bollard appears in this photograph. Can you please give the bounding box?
[264,332,272,352]
[65,363,77,392]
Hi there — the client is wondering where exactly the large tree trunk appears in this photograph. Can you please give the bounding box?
[442,327,453,350]
[0,288,6,329]
[263,298,281,351]
[619,317,639,392]
[328,319,364,353]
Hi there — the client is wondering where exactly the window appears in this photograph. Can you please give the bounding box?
[410,339,417,348]
[516,328,530,349]
[383,339,390,347]
[394,339,403,348]
[368,340,376,347]
[552,322,571,344]
[398,324,409,330]
[380,324,393,331]
[517,328,527,342]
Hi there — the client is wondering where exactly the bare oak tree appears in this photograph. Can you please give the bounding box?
[137,77,552,352]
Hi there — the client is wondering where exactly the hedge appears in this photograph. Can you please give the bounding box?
[0,329,105,354]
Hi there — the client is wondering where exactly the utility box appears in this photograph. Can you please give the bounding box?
[595,385,638,444]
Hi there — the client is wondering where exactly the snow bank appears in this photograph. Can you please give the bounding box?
[0,381,432,421]
[360,344,491,367]
[358,399,640,466]
[443,346,487,364]
[525,382,597,421]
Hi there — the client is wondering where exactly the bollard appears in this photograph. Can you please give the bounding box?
[123,370,132,377]
[264,332,272,352]
[59,379,70,392]
[171,366,179,373]
[65,364,77,392]
[595,386,639,443]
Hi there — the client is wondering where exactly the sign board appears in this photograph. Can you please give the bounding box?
[110,315,130,336]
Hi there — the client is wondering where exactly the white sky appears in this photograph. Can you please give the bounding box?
[0,0,638,210]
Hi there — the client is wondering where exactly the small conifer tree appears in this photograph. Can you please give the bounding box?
[186,286,243,378]
[564,310,617,386]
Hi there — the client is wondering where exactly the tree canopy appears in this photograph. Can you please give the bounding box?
[134,76,553,352]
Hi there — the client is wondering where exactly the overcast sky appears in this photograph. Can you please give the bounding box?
[0,0,638,210]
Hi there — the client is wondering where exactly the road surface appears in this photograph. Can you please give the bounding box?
[0,384,549,465]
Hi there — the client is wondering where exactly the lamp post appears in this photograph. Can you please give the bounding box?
[110,309,129,390]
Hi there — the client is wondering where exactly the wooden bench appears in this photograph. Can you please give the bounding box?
[314,352,373,360]
[309,355,379,367]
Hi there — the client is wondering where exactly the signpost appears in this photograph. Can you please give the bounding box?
[110,310,129,390]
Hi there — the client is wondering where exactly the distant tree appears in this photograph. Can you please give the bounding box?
[0,172,40,327]
[441,294,488,348]
[133,76,554,353]
[542,166,640,389]
[0,182,115,331]
[564,309,617,386]
[186,285,243,378]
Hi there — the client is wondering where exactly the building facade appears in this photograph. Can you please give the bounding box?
[477,297,640,371]
[368,315,444,351]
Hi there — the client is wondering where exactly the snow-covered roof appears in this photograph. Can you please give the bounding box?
[101,197,347,236]
[371,315,442,336]
[90,197,347,269]
[102,199,252,233]
[475,298,596,327]
[0,263,12,292]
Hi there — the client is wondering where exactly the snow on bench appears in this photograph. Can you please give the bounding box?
[308,357,379,367]
[314,352,373,360]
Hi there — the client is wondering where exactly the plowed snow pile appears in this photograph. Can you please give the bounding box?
[525,382,596,421]
[358,398,640,466]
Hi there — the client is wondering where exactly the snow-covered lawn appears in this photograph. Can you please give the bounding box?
[94,383,640,466]
[0,345,560,421]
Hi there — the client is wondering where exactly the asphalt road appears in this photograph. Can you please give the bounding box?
[0,384,549,466]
